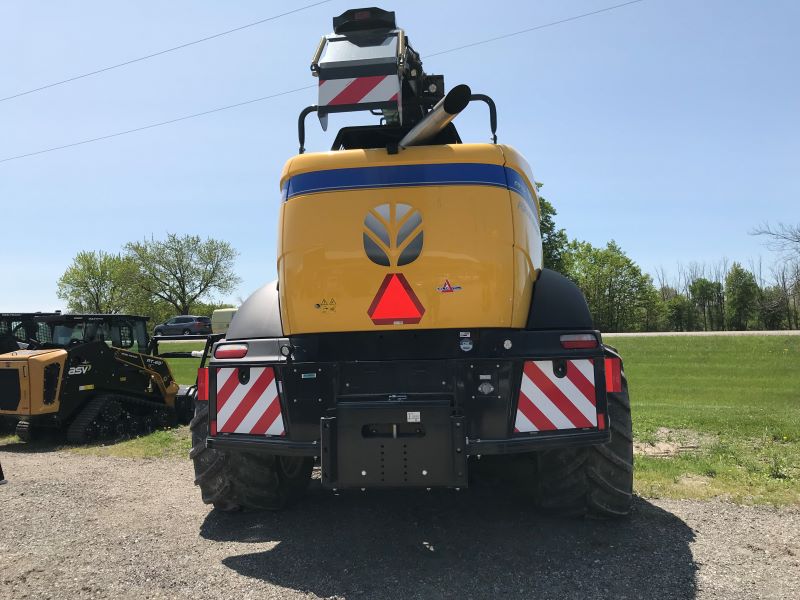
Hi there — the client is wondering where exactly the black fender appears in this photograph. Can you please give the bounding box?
[226,280,284,340]
[526,269,593,330]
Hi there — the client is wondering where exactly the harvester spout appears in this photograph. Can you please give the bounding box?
[398,84,472,149]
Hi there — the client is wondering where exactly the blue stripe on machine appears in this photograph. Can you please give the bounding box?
[283,162,539,227]
[285,163,506,199]
[503,167,539,228]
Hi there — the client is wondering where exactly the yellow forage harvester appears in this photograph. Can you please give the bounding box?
[190,7,632,517]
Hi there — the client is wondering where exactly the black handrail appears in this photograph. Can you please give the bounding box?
[298,105,319,154]
[296,93,498,153]
[469,94,498,144]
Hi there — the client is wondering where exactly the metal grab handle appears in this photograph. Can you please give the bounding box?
[469,94,498,144]
[297,105,319,154]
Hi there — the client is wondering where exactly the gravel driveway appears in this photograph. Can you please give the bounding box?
[1,448,798,600]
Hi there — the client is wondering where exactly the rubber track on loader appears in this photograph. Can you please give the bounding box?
[66,396,107,443]
[66,394,175,444]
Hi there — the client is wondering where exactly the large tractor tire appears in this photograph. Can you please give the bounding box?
[534,374,633,518]
[189,397,312,511]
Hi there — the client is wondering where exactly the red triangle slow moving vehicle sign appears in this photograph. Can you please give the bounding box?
[367,273,425,325]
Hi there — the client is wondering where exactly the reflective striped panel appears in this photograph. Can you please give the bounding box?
[215,367,284,436]
[318,75,400,107]
[515,360,597,433]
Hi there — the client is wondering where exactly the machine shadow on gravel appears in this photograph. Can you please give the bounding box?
[202,481,697,600]
[0,430,67,454]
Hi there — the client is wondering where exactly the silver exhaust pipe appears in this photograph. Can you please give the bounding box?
[399,84,472,149]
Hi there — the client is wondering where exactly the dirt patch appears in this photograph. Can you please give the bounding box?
[635,427,717,457]
[677,474,713,488]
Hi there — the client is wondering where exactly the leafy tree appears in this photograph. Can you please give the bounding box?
[773,263,799,329]
[689,278,724,331]
[538,196,569,274]
[724,262,759,330]
[666,294,692,331]
[758,285,790,330]
[57,251,143,313]
[125,234,240,315]
[641,284,668,331]
[565,240,658,332]
[128,299,175,329]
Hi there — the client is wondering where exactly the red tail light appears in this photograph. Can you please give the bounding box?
[605,357,622,393]
[559,334,598,349]
[214,343,248,359]
[197,367,209,401]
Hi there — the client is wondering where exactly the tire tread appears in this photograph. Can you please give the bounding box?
[189,396,312,511]
[534,374,634,518]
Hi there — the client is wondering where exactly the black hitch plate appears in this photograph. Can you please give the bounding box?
[320,400,467,488]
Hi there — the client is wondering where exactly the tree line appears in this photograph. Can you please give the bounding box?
[541,196,800,332]
[57,233,239,325]
[58,213,799,334]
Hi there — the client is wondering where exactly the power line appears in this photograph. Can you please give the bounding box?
[0,0,649,164]
[425,0,646,58]
[0,86,314,164]
[0,1,332,103]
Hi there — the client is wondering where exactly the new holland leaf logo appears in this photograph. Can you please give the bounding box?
[363,203,423,267]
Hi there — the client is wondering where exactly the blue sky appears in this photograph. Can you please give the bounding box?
[1,0,798,311]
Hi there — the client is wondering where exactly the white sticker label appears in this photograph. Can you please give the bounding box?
[459,331,471,338]
[407,411,421,423]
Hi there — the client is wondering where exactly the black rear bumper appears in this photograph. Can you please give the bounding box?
[206,328,615,488]
[207,421,609,490]
[206,427,610,456]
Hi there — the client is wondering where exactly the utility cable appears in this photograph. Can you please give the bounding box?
[0,0,648,164]
[0,1,332,103]
[425,0,646,58]
[0,86,314,164]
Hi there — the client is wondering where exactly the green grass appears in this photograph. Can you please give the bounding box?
[158,341,205,385]
[606,334,800,505]
[0,427,192,459]
[71,427,191,459]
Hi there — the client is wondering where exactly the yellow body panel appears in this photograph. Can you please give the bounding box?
[278,143,542,334]
[503,146,543,325]
[0,349,66,416]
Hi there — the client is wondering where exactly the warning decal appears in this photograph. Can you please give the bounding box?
[436,279,462,293]
[367,273,425,325]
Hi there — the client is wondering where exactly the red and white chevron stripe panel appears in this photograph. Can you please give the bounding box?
[515,360,598,433]
[216,366,284,436]
[319,75,400,107]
